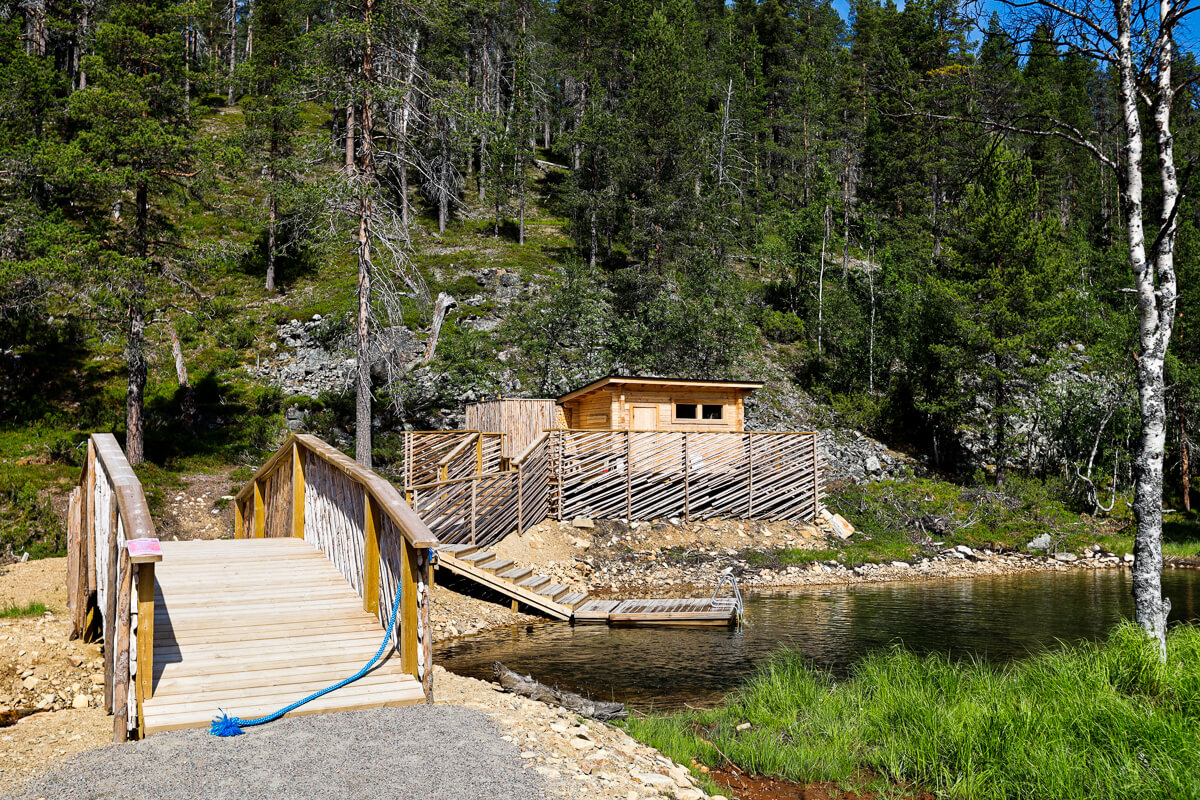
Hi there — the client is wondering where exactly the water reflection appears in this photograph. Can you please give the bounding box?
[435,569,1200,710]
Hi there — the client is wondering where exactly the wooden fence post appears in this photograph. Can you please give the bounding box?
[103,502,118,712]
[363,494,380,616]
[234,499,245,538]
[113,547,132,743]
[253,479,265,538]
[811,433,820,520]
[85,440,96,592]
[516,462,524,535]
[682,433,690,521]
[292,443,306,539]
[67,488,87,639]
[470,479,477,545]
[419,550,433,704]
[625,431,633,522]
[747,434,755,517]
[400,538,420,675]
[135,562,155,739]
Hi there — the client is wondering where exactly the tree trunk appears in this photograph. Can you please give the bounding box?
[168,321,196,432]
[1117,0,1175,657]
[126,181,150,467]
[1182,405,1191,513]
[265,190,277,291]
[818,203,828,357]
[492,662,625,721]
[345,102,356,171]
[355,0,376,469]
[226,0,236,106]
[183,21,191,109]
[398,35,418,231]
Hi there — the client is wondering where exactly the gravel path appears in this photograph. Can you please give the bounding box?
[4,705,548,800]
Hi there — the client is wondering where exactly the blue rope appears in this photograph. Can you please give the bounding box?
[210,585,407,737]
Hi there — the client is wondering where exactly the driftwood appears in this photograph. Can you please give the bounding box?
[492,662,627,721]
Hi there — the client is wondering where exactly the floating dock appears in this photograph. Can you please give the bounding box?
[436,545,739,627]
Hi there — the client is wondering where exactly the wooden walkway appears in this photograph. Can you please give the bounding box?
[141,538,425,735]
[436,545,737,627]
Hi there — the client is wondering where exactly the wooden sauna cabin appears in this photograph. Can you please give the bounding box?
[556,376,763,432]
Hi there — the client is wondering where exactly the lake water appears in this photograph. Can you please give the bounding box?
[435,568,1200,709]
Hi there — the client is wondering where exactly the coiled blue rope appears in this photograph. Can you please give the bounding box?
[210,585,406,737]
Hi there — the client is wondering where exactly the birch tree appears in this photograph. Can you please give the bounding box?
[977,0,1194,655]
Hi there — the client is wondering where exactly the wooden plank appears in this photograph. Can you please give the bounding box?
[151,658,410,692]
[153,648,405,678]
[148,667,415,703]
[143,684,425,734]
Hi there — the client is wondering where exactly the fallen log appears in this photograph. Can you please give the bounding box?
[492,661,627,721]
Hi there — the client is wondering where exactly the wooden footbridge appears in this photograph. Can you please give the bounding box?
[66,423,813,742]
[67,434,436,742]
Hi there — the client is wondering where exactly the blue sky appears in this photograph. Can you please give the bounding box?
[826,1,1200,51]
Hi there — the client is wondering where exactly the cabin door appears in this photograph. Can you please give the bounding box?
[631,405,658,431]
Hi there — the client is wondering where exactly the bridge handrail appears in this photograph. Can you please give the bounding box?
[68,433,158,743]
[233,434,435,702]
[235,434,437,549]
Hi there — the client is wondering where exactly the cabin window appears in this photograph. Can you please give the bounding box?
[702,404,724,420]
[675,403,698,420]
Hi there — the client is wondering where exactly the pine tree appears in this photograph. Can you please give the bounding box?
[56,0,195,464]
[927,152,1070,484]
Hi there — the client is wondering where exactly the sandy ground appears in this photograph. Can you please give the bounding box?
[0,559,109,793]
[156,470,238,541]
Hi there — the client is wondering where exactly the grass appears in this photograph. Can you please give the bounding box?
[620,623,1200,800]
[0,601,48,618]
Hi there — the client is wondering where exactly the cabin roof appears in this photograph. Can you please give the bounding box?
[556,375,764,404]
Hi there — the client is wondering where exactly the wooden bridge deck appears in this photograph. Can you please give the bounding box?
[141,538,424,735]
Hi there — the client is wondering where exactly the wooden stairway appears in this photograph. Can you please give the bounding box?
[436,544,588,621]
[141,539,425,734]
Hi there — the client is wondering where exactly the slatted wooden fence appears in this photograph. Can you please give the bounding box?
[465,399,559,458]
[66,434,157,743]
[407,433,550,548]
[550,430,824,523]
[234,434,439,701]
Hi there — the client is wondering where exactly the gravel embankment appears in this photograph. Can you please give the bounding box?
[4,705,547,800]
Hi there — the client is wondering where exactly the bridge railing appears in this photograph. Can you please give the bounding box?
[234,434,438,701]
[67,433,157,743]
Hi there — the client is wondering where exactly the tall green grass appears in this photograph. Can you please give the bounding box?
[621,624,1200,799]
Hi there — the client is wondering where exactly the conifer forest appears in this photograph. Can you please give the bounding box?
[2,1,1199,645]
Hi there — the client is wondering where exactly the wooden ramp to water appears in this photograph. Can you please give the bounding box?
[437,545,586,620]
[436,545,737,627]
[141,538,425,734]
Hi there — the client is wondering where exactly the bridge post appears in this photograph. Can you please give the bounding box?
[363,496,380,616]
[253,479,265,538]
[400,538,420,676]
[292,442,306,539]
